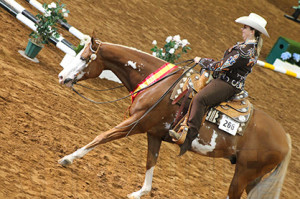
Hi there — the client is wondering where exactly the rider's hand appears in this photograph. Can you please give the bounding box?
[194,57,201,63]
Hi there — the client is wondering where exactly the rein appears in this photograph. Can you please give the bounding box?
[76,83,124,91]
[71,59,194,104]
[123,62,198,136]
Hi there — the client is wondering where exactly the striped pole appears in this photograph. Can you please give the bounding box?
[3,0,75,50]
[0,0,76,56]
[25,0,85,40]
[256,60,300,79]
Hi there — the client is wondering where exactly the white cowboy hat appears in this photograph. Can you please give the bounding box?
[235,13,269,37]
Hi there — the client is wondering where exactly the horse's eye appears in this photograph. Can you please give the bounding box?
[80,56,86,61]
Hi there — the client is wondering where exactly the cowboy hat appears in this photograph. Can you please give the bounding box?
[235,13,269,37]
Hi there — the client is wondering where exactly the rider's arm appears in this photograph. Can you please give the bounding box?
[197,44,256,72]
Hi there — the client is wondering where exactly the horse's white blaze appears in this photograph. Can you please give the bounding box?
[192,130,218,155]
[127,166,154,199]
[58,49,86,84]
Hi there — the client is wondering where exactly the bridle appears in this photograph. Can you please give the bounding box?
[69,40,102,85]
[80,40,102,66]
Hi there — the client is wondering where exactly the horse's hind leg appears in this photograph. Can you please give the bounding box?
[228,153,270,199]
[58,115,143,166]
[228,150,284,199]
[127,133,162,199]
[245,176,262,195]
[228,163,252,199]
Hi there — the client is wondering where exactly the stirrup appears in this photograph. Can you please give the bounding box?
[169,125,189,145]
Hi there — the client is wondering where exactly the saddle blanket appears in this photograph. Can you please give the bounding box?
[206,99,253,136]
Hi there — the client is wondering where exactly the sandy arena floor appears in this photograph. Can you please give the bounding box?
[0,0,299,198]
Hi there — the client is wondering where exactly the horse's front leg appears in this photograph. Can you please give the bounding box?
[58,115,142,166]
[127,133,162,199]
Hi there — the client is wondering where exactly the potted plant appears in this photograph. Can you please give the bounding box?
[25,1,69,59]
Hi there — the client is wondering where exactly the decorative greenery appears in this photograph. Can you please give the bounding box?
[281,51,300,66]
[151,35,191,64]
[29,1,69,45]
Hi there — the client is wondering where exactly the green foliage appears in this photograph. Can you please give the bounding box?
[29,1,69,45]
[150,35,191,64]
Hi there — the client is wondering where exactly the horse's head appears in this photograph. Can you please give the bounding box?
[58,37,104,87]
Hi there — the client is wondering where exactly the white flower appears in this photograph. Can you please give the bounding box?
[62,8,66,13]
[47,26,52,33]
[162,52,165,56]
[49,2,56,8]
[173,35,181,43]
[281,52,292,61]
[181,39,190,47]
[293,53,300,62]
[174,44,179,49]
[152,52,157,56]
[166,36,172,43]
[63,12,68,17]
[169,48,175,54]
[152,40,157,45]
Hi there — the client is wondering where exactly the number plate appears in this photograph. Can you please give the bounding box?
[218,115,240,135]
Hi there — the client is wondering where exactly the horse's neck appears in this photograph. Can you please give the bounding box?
[101,43,165,92]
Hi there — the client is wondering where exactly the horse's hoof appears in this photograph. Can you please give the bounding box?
[127,193,140,199]
[58,157,73,167]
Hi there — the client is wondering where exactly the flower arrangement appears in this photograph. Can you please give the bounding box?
[151,35,191,64]
[280,51,300,66]
[29,0,69,45]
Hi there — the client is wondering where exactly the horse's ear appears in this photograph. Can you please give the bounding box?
[91,30,97,44]
[91,36,95,45]
[90,37,99,51]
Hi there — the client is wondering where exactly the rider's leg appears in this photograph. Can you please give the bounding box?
[179,78,239,155]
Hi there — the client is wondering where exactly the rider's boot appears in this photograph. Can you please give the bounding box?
[169,126,198,156]
[179,128,198,156]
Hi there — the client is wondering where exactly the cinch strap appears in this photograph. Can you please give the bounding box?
[130,63,178,102]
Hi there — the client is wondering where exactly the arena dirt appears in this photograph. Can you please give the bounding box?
[0,0,299,198]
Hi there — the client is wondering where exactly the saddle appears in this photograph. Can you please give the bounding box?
[170,69,253,137]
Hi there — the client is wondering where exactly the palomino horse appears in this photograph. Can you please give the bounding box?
[58,37,291,199]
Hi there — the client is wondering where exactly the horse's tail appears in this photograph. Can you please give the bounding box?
[247,133,292,199]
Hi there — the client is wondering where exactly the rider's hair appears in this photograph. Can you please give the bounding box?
[250,27,263,57]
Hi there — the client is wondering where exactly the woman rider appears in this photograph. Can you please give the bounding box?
[171,13,270,155]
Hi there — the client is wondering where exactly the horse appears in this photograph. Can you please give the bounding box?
[57,37,291,199]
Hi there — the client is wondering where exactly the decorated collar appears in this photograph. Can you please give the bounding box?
[130,63,177,102]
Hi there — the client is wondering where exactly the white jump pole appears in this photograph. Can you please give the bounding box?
[25,0,85,40]
[3,0,76,56]
[256,60,300,79]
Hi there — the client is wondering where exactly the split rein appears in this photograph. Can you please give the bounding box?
[71,59,196,104]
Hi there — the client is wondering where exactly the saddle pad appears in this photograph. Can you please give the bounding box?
[206,100,253,136]
[215,99,252,123]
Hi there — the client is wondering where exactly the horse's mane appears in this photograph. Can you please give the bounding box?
[103,42,166,62]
